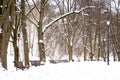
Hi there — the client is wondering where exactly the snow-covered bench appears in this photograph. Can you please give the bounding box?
[49,60,69,64]
[14,61,29,70]
[30,60,44,67]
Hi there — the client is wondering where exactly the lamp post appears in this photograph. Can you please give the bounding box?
[0,27,2,38]
[0,27,2,33]
[0,0,3,16]
[107,18,110,65]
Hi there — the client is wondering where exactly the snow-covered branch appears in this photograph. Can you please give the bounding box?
[43,6,95,32]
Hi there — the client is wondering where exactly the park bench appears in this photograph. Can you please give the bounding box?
[49,59,69,64]
[30,60,44,67]
[56,59,69,63]
[49,60,57,64]
[14,61,29,70]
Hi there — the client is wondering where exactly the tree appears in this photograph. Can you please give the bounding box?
[25,0,48,62]
[37,0,46,62]
[12,0,21,67]
[0,0,15,69]
[110,0,120,61]
[21,0,29,66]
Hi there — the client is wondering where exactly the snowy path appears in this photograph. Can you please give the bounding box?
[1,61,120,80]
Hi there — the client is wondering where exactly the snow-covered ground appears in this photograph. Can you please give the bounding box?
[0,55,120,80]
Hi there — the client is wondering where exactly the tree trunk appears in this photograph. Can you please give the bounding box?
[117,51,120,61]
[83,31,87,61]
[0,35,8,69]
[38,0,46,62]
[13,0,20,67]
[0,0,14,69]
[0,35,2,58]
[21,0,29,66]
[10,0,19,67]
[13,29,19,67]
[68,37,73,61]
[88,29,93,61]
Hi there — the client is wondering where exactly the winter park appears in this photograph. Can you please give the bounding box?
[0,0,120,80]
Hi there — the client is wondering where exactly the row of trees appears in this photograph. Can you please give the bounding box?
[0,0,120,69]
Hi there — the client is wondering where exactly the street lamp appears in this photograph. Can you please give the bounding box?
[107,21,110,26]
[107,19,110,65]
[0,27,2,34]
[0,27,3,39]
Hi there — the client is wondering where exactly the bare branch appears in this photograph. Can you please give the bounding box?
[26,3,39,15]
[43,6,95,32]
[26,16,39,27]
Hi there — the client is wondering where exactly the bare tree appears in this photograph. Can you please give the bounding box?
[26,0,48,62]
[110,0,120,61]
[21,0,29,66]
[0,0,15,69]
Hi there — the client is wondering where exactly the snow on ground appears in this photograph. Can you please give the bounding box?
[0,55,120,80]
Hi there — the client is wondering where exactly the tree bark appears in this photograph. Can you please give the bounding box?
[38,0,46,62]
[13,0,20,67]
[0,0,14,69]
[21,0,29,66]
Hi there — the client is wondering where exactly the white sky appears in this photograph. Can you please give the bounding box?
[111,0,120,12]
